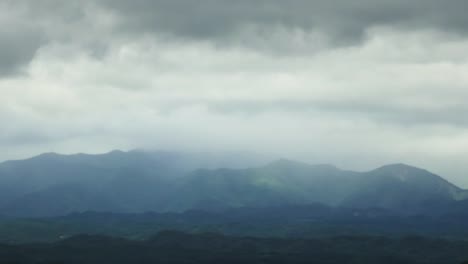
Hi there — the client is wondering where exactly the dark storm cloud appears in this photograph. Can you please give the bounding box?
[98,0,468,45]
[3,0,468,75]
[0,0,101,77]
[0,30,44,76]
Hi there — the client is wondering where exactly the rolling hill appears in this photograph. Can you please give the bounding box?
[0,151,466,217]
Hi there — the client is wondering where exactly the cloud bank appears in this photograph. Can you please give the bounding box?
[1,0,468,186]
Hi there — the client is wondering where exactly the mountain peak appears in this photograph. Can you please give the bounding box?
[374,163,425,174]
[103,149,126,155]
[369,163,458,188]
[34,152,61,158]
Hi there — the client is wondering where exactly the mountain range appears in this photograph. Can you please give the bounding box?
[0,150,467,217]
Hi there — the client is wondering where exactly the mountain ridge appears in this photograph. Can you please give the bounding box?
[0,150,466,217]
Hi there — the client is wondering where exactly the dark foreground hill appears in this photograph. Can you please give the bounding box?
[1,231,468,264]
[2,205,468,244]
[0,150,467,217]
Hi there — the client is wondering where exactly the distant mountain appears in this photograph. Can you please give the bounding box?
[0,151,466,217]
[173,161,468,213]
[0,150,269,216]
[172,159,360,211]
[2,183,121,217]
[342,164,468,212]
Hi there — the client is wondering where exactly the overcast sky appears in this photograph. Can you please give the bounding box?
[1,0,468,186]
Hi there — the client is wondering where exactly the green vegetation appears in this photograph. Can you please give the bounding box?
[1,151,467,217]
[1,205,468,244]
[0,231,468,264]
[1,151,468,262]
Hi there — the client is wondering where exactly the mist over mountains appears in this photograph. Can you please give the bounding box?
[0,150,466,218]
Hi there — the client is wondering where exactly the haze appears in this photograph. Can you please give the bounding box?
[1,0,468,187]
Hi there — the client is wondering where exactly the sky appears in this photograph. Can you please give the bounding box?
[1,0,468,187]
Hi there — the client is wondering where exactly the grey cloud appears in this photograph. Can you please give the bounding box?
[0,0,107,77]
[0,130,52,146]
[2,0,468,187]
[98,0,468,47]
[174,99,468,128]
[5,0,468,60]
[0,30,44,76]
[0,0,74,77]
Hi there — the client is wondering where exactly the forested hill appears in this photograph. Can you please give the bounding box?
[0,150,467,217]
[1,231,468,264]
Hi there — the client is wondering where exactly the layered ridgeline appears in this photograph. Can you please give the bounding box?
[0,150,467,217]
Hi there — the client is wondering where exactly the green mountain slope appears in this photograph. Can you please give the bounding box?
[0,151,466,216]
